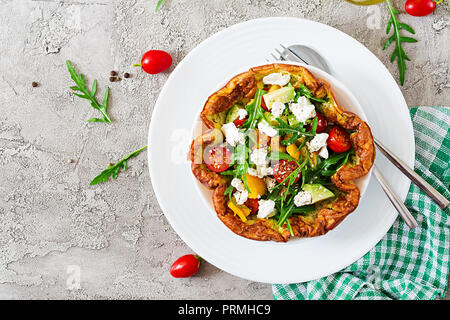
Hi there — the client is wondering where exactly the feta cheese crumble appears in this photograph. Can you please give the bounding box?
[264,177,277,192]
[262,73,290,87]
[221,122,245,147]
[231,178,245,192]
[289,96,316,123]
[308,133,329,153]
[257,120,278,138]
[271,101,285,118]
[248,166,274,178]
[318,146,329,159]
[233,190,248,205]
[237,108,248,120]
[250,147,268,167]
[257,199,276,219]
[293,190,313,207]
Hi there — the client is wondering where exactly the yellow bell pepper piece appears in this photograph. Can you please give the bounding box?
[227,200,251,222]
[245,173,267,199]
[268,84,281,92]
[286,143,300,161]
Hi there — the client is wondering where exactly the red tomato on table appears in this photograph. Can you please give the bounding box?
[405,0,437,17]
[135,50,172,74]
[170,254,202,278]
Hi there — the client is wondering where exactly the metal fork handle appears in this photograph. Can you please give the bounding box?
[375,138,449,209]
[373,166,418,229]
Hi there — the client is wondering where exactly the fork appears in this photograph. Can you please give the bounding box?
[269,44,435,229]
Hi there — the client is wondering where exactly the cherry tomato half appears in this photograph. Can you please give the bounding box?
[307,113,328,133]
[327,126,351,153]
[233,117,247,128]
[170,254,202,278]
[273,159,301,186]
[134,50,172,74]
[204,146,232,173]
[405,0,437,17]
[244,198,259,215]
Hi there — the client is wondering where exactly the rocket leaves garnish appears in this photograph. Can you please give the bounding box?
[275,117,317,146]
[383,0,418,86]
[294,83,328,104]
[90,146,147,185]
[66,60,112,124]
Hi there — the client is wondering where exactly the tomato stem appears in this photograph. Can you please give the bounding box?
[434,0,443,4]
[132,63,142,68]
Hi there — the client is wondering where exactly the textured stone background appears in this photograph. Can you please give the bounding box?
[0,0,448,299]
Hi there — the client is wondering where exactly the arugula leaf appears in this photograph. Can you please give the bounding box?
[383,0,417,86]
[155,0,164,12]
[90,146,147,185]
[275,117,317,146]
[242,89,265,130]
[295,83,328,104]
[67,60,112,124]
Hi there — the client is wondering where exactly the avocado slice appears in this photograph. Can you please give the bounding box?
[264,112,288,126]
[225,104,244,123]
[287,114,300,127]
[262,86,295,110]
[303,184,334,204]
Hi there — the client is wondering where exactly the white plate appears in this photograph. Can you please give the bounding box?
[148,17,415,284]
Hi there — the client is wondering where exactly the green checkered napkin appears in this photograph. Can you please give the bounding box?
[273,107,450,300]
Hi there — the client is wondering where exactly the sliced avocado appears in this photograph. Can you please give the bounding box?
[303,184,334,204]
[264,112,287,126]
[287,114,300,127]
[262,86,295,110]
[225,104,244,123]
[206,110,228,129]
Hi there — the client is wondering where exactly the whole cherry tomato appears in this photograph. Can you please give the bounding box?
[244,198,259,215]
[134,50,172,74]
[327,126,351,153]
[233,117,247,128]
[273,159,301,186]
[204,146,232,173]
[170,254,202,278]
[306,113,327,133]
[405,0,438,17]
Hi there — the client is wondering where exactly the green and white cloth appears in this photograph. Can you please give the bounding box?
[272,107,450,300]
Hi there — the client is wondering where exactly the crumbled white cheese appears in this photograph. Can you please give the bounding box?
[237,108,248,120]
[221,122,245,147]
[233,190,248,205]
[308,133,329,153]
[262,73,290,86]
[257,199,276,219]
[257,120,278,138]
[271,101,285,118]
[294,190,313,207]
[231,178,245,192]
[248,166,273,178]
[318,146,329,159]
[289,96,316,123]
[250,147,268,167]
[264,177,277,192]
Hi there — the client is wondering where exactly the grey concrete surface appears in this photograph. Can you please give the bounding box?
[0,0,448,300]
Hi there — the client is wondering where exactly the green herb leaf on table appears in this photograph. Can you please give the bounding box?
[384,0,418,86]
[155,0,164,12]
[90,146,148,185]
[66,60,112,124]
